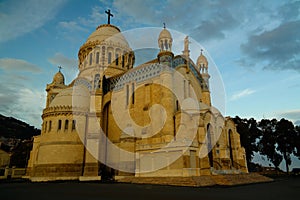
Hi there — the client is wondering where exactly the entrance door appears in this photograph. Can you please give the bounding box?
[99,102,115,181]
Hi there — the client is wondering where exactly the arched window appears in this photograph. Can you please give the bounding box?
[65,120,69,131]
[58,120,62,131]
[48,121,52,132]
[115,53,119,65]
[96,52,100,64]
[122,55,125,68]
[131,83,135,104]
[72,120,76,131]
[164,39,168,50]
[94,74,100,89]
[101,46,105,65]
[176,100,180,111]
[108,52,112,64]
[89,53,93,65]
[126,85,129,106]
[44,121,47,132]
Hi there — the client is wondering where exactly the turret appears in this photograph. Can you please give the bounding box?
[197,50,210,89]
[197,50,211,106]
[45,66,67,107]
[157,24,173,68]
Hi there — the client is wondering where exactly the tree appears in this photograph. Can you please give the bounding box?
[276,119,296,174]
[233,116,261,169]
[293,126,300,159]
[258,119,283,169]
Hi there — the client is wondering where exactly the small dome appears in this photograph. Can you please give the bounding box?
[49,86,90,110]
[158,27,173,52]
[52,71,65,85]
[197,52,208,67]
[158,28,172,40]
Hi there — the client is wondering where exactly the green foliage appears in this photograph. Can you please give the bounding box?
[233,117,261,168]
[235,116,300,173]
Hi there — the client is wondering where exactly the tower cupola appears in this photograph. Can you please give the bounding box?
[158,23,173,52]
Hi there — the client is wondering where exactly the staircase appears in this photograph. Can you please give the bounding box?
[116,173,273,187]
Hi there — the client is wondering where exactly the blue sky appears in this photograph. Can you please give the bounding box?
[0,0,299,162]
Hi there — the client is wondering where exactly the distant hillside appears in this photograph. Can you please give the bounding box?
[0,114,40,139]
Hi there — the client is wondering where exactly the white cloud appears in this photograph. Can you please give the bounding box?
[48,52,77,71]
[0,58,42,73]
[59,21,88,32]
[0,0,67,43]
[59,5,106,34]
[0,84,45,128]
[278,110,300,125]
[230,88,256,101]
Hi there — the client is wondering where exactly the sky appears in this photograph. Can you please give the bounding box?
[0,0,299,168]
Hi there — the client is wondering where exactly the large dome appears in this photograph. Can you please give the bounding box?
[78,24,133,68]
[86,24,129,47]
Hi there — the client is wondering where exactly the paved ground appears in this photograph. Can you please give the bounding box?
[0,177,299,200]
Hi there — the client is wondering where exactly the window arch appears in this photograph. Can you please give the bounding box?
[108,52,112,64]
[44,121,47,133]
[65,120,69,131]
[96,52,100,64]
[131,83,135,104]
[48,121,52,132]
[115,53,119,65]
[58,119,62,131]
[122,54,125,68]
[94,74,101,89]
[72,120,76,131]
[101,46,105,65]
[89,53,93,65]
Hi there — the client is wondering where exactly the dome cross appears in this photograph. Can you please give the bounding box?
[105,9,114,24]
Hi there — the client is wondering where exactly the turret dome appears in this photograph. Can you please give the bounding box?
[52,71,65,85]
[197,52,208,68]
[158,28,172,40]
[158,26,173,52]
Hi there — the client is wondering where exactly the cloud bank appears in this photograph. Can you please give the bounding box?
[0,0,67,43]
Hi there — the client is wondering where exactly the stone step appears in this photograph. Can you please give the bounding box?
[116,173,273,187]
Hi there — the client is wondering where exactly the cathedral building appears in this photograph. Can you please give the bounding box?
[26,13,248,182]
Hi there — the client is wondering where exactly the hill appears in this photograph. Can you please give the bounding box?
[0,114,40,139]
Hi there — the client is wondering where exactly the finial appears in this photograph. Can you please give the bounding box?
[200,49,203,55]
[58,66,62,72]
[163,22,166,29]
[105,9,113,24]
